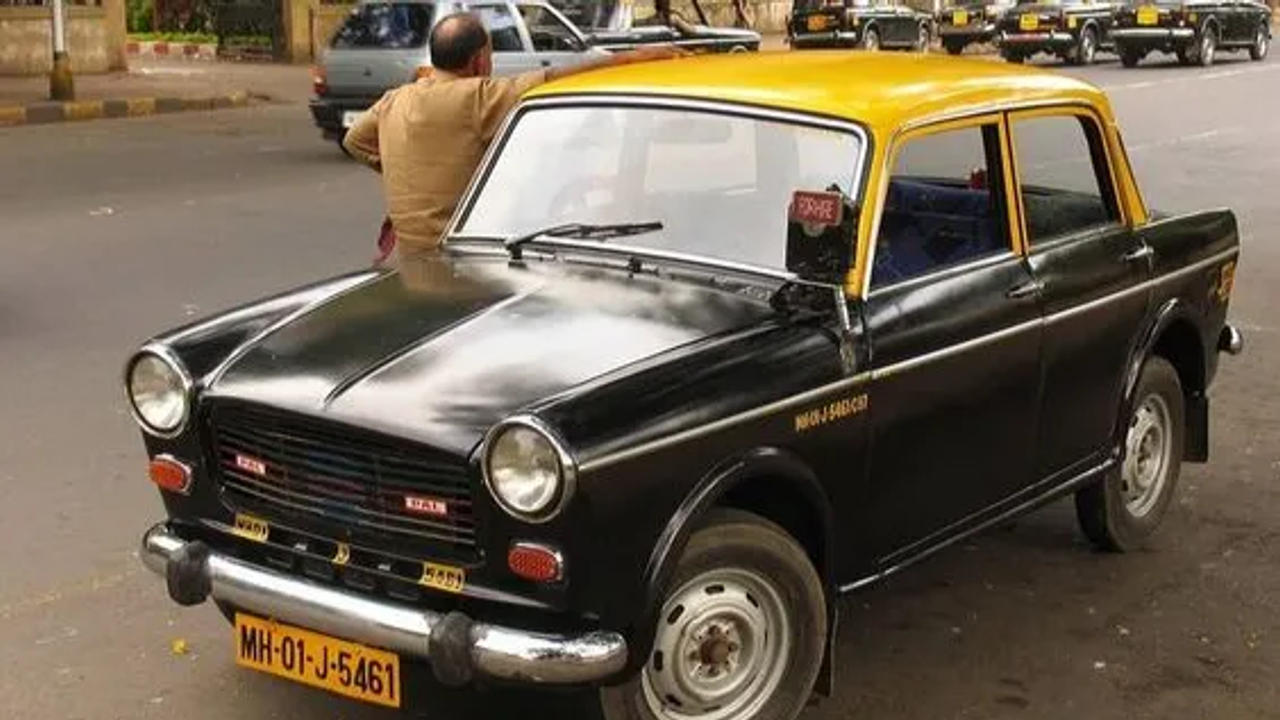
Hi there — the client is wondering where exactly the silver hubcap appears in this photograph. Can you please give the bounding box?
[1258,30,1268,56]
[1203,34,1215,63]
[642,568,791,719]
[866,31,879,50]
[1083,33,1095,61]
[1121,394,1173,518]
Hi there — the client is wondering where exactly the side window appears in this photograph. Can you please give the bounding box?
[1012,114,1120,244]
[872,123,1010,289]
[519,5,581,51]
[473,5,526,51]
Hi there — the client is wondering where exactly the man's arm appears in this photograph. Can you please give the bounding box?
[341,92,391,171]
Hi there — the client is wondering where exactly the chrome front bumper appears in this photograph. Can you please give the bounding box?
[140,523,627,686]
[790,31,860,46]
[1111,27,1196,40]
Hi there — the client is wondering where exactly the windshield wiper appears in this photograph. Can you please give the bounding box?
[503,221,663,259]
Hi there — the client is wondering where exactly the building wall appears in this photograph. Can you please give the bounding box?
[0,2,125,75]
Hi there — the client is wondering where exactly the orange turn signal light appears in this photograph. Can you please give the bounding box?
[149,455,192,495]
[508,542,563,583]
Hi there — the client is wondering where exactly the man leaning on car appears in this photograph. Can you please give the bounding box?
[343,12,683,263]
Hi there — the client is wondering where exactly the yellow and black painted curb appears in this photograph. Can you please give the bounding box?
[0,90,250,128]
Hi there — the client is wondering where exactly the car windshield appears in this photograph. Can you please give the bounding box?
[331,3,435,49]
[455,104,863,273]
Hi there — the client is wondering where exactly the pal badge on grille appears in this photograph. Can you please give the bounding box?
[403,495,448,517]
[235,453,267,477]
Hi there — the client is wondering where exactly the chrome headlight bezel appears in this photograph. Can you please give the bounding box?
[124,344,194,438]
[481,415,576,523]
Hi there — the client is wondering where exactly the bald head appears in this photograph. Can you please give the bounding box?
[429,13,491,74]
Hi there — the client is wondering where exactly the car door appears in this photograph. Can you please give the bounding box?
[1011,109,1150,481]
[469,2,538,74]
[862,115,1044,563]
[518,3,593,68]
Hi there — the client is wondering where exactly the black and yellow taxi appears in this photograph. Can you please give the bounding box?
[789,0,934,50]
[936,0,1016,54]
[996,0,1120,63]
[1111,0,1271,66]
[130,52,1244,720]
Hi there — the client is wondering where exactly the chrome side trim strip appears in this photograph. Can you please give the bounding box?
[578,247,1238,473]
[839,457,1115,594]
[870,316,1043,381]
[578,371,872,473]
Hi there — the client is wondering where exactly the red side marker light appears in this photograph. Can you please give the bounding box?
[508,542,563,583]
[149,455,192,495]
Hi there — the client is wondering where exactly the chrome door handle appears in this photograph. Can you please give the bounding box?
[1122,245,1154,263]
[1006,279,1044,300]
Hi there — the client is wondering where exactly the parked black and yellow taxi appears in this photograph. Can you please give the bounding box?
[789,0,934,50]
[996,0,1119,63]
[936,0,1016,54]
[130,53,1244,720]
[1111,0,1271,66]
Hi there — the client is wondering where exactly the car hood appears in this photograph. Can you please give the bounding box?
[206,254,774,457]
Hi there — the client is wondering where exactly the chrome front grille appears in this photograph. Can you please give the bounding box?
[207,403,480,563]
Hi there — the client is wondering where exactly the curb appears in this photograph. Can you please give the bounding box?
[126,40,219,61]
[0,90,250,127]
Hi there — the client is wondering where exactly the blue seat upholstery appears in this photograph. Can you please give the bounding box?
[872,179,1002,288]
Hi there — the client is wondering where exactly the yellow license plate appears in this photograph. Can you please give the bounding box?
[235,613,401,708]
[1136,5,1159,25]
[953,9,969,25]
[807,14,829,31]
[1019,13,1039,30]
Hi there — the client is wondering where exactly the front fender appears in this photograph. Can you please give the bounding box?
[621,446,834,676]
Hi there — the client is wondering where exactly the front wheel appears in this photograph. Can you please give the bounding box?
[600,510,826,720]
[1001,49,1025,63]
[1075,356,1185,552]
[915,23,931,52]
[862,26,881,51]
[1250,23,1269,61]
[943,39,965,55]
[1069,26,1098,65]
[1193,26,1218,66]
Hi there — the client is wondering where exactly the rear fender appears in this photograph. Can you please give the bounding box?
[1116,298,1207,462]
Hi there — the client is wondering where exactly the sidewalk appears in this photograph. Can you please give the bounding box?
[0,57,311,126]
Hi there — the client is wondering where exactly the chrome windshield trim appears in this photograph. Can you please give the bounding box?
[443,93,870,278]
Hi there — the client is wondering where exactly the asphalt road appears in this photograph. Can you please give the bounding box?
[1,52,1277,720]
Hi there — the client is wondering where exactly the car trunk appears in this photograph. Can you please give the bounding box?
[324,47,425,97]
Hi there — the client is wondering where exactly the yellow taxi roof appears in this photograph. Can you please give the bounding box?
[529,51,1111,134]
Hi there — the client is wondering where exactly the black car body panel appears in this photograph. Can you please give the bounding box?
[789,0,934,49]
[936,0,1016,52]
[996,0,1120,61]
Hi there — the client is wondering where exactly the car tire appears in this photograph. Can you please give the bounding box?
[862,26,881,51]
[599,509,826,720]
[915,23,931,52]
[1249,22,1269,61]
[1119,44,1143,67]
[1069,26,1098,65]
[1195,25,1218,67]
[336,134,353,159]
[943,39,965,55]
[1001,49,1025,63]
[1075,356,1185,553]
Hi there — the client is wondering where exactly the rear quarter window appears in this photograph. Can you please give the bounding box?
[331,3,435,49]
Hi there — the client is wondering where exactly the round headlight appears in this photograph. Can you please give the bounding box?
[127,349,191,436]
[484,420,571,520]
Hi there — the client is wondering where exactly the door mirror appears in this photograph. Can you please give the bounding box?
[786,190,856,285]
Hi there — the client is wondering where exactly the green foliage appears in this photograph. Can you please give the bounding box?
[128,31,219,44]
[222,35,274,48]
[126,0,154,33]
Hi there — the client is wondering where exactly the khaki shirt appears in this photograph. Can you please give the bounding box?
[343,69,547,258]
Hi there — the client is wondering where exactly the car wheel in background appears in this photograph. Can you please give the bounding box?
[862,26,881,51]
[943,39,965,55]
[599,510,826,720]
[1001,49,1025,63]
[915,23,931,52]
[1249,22,1269,61]
[1068,26,1098,65]
[1075,356,1185,552]
[1195,25,1218,66]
